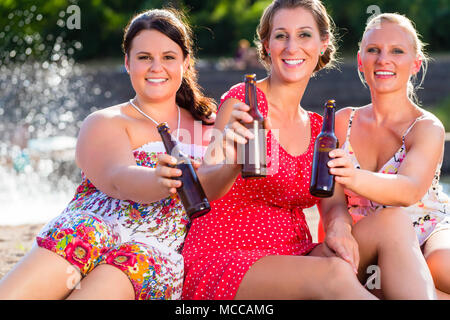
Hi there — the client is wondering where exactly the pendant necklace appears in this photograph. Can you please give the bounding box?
[129,98,181,141]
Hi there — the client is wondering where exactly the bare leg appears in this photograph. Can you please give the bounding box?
[0,246,81,299]
[234,252,376,300]
[422,228,450,300]
[66,264,135,300]
[352,208,436,300]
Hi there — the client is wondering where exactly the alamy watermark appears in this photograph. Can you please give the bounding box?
[169,121,281,174]
[365,264,381,290]
[66,265,82,290]
[366,5,382,29]
[57,5,81,30]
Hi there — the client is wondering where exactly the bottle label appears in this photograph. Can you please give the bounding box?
[317,147,333,153]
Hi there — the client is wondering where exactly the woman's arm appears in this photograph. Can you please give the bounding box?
[76,109,182,204]
[329,116,445,206]
[317,183,359,273]
[197,98,255,200]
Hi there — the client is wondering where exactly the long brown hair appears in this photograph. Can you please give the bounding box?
[122,9,216,123]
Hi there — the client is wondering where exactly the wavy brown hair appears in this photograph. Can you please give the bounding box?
[122,9,216,123]
[255,0,338,75]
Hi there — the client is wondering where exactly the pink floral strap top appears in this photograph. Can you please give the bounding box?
[342,108,450,245]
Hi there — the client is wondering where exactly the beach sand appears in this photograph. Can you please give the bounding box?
[0,224,44,279]
[0,207,320,280]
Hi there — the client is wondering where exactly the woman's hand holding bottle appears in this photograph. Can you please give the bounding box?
[328,148,358,190]
[155,153,201,195]
[221,102,271,166]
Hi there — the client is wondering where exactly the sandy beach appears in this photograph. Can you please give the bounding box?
[0,224,44,279]
[0,208,320,280]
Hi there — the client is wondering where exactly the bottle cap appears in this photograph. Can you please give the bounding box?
[325,100,336,108]
[157,122,170,133]
[245,74,257,81]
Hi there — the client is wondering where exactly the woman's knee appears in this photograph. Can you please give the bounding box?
[374,207,416,239]
[322,257,360,295]
[36,213,116,276]
[0,246,80,299]
[377,207,410,223]
[426,249,450,290]
[100,242,183,300]
[67,263,135,300]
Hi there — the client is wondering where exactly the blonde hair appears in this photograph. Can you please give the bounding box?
[255,0,338,74]
[358,13,430,104]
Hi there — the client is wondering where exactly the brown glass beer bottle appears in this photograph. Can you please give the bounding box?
[157,122,210,219]
[310,100,339,198]
[240,74,267,178]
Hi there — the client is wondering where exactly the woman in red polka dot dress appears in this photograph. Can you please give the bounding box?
[182,0,436,300]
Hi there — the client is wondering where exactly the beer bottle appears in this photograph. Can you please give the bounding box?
[240,74,267,178]
[310,100,339,198]
[157,122,210,219]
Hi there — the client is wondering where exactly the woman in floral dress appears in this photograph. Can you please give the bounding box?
[326,13,450,299]
[0,9,215,300]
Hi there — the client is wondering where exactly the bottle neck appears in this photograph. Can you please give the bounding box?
[245,81,263,121]
[159,127,177,154]
[322,106,335,133]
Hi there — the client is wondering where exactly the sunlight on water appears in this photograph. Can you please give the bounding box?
[0,6,87,225]
[0,164,77,225]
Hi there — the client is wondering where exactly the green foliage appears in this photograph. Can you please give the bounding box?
[433,95,450,131]
[181,0,271,57]
[0,0,449,61]
[326,0,450,54]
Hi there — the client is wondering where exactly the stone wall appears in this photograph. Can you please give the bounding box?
[85,57,450,113]
[82,58,450,174]
[197,57,450,112]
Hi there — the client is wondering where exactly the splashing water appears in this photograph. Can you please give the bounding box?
[0,163,76,225]
[0,6,92,225]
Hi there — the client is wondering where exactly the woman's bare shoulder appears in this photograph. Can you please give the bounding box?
[410,108,445,141]
[418,108,445,130]
[335,105,372,144]
[404,108,445,153]
[80,103,131,130]
[85,103,129,121]
[336,106,353,120]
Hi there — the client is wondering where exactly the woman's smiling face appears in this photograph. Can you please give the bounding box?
[358,21,422,96]
[265,6,328,84]
[125,29,188,103]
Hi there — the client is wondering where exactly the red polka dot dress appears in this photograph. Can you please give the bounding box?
[181,83,323,300]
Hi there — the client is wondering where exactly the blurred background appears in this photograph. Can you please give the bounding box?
[0,0,449,226]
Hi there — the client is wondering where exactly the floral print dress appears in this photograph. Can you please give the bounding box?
[343,108,450,245]
[37,141,206,299]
